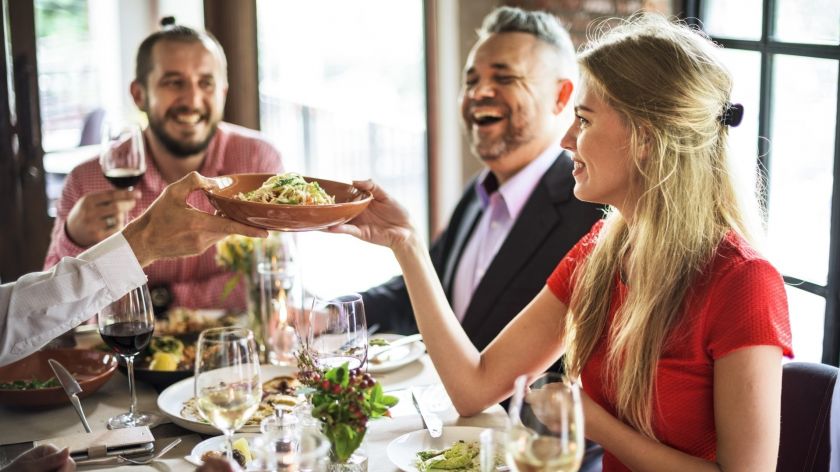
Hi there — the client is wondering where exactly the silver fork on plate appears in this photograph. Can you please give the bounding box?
[116,437,182,465]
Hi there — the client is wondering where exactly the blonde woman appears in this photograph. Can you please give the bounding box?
[333,13,791,471]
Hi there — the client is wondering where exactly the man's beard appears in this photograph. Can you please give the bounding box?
[147,112,218,158]
[469,119,531,162]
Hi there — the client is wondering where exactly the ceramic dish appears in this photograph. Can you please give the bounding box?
[387,426,488,472]
[184,433,260,469]
[367,333,426,374]
[0,348,118,408]
[157,364,296,435]
[204,173,372,231]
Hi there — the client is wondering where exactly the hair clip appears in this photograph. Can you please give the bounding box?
[720,103,744,127]
[160,16,176,28]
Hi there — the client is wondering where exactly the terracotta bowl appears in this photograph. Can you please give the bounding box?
[204,173,373,231]
[0,349,118,408]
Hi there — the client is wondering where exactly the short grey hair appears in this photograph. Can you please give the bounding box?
[478,6,577,77]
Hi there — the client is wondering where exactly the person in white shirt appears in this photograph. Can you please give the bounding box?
[0,171,266,368]
[0,171,266,472]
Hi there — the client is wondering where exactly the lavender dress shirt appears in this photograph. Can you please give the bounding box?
[452,142,562,321]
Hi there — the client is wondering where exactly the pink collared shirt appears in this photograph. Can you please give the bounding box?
[44,122,283,310]
[451,142,562,321]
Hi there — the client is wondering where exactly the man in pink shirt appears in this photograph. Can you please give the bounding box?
[44,22,282,310]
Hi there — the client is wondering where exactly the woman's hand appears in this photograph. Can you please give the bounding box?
[328,180,416,249]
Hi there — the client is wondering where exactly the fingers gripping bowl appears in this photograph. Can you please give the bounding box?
[204,173,372,231]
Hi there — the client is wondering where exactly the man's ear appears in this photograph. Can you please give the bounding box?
[130,80,146,111]
[554,79,574,114]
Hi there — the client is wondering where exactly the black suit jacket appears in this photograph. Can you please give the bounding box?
[361,152,603,351]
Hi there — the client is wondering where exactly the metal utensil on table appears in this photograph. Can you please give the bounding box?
[369,333,423,361]
[411,387,442,438]
[48,358,92,433]
[117,437,182,465]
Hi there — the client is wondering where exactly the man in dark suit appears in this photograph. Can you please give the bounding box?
[362,6,602,352]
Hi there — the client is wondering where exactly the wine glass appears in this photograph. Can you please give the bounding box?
[97,284,158,429]
[100,121,145,189]
[195,327,262,462]
[100,121,146,227]
[505,372,585,472]
[306,294,368,369]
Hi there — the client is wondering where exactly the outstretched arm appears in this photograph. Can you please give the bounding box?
[0,172,267,367]
[331,180,567,415]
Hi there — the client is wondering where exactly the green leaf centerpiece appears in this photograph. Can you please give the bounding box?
[297,351,399,464]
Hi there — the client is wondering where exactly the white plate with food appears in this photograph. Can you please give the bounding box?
[185,432,260,470]
[387,426,490,472]
[367,333,426,374]
[157,364,300,435]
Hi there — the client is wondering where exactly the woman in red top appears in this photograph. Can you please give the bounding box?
[334,12,792,471]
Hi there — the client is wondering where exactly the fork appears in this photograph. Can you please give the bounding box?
[117,437,182,465]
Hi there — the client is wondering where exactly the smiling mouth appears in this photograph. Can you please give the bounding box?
[169,111,206,126]
[471,109,504,127]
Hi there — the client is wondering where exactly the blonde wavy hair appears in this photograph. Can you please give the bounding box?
[562,13,759,439]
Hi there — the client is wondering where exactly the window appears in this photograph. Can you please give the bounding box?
[688,0,840,365]
[256,0,428,299]
[36,0,204,215]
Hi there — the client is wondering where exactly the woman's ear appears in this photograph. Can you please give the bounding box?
[555,79,574,114]
[636,125,653,160]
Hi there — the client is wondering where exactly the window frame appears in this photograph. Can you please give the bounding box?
[684,0,840,366]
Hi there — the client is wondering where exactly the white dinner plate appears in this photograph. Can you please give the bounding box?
[157,364,295,435]
[367,333,426,374]
[184,432,261,469]
[386,426,487,472]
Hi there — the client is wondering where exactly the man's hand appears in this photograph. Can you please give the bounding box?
[66,189,141,247]
[1,445,75,472]
[328,180,416,249]
[122,172,268,267]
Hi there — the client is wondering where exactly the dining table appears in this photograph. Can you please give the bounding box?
[0,329,508,471]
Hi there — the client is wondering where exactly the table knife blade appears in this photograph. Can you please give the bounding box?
[411,387,442,438]
[48,358,92,433]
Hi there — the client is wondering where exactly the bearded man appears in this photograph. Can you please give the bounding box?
[44,22,282,310]
[361,7,603,352]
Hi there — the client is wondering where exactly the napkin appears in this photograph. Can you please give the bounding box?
[34,426,154,461]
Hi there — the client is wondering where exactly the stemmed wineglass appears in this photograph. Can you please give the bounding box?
[97,284,158,429]
[505,372,585,472]
[100,121,146,228]
[306,294,368,369]
[195,327,262,462]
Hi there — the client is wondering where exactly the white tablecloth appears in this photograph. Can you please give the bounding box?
[0,355,506,471]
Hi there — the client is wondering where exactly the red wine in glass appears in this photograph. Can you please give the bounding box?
[99,321,154,356]
[101,122,145,190]
[98,284,159,429]
[104,168,145,189]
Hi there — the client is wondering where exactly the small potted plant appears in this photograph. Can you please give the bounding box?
[297,351,398,471]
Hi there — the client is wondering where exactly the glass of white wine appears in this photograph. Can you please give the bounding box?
[306,294,368,369]
[195,327,262,462]
[506,372,585,472]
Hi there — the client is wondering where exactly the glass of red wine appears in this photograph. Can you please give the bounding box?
[98,284,158,429]
[100,122,146,226]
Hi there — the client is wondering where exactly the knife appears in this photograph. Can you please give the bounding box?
[369,333,423,360]
[48,358,92,433]
[411,387,442,438]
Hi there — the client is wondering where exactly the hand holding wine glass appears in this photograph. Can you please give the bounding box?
[195,327,262,463]
[98,284,158,429]
[506,372,585,472]
[99,121,146,230]
[305,294,368,370]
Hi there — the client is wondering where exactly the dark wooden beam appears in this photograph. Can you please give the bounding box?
[203,0,260,130]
